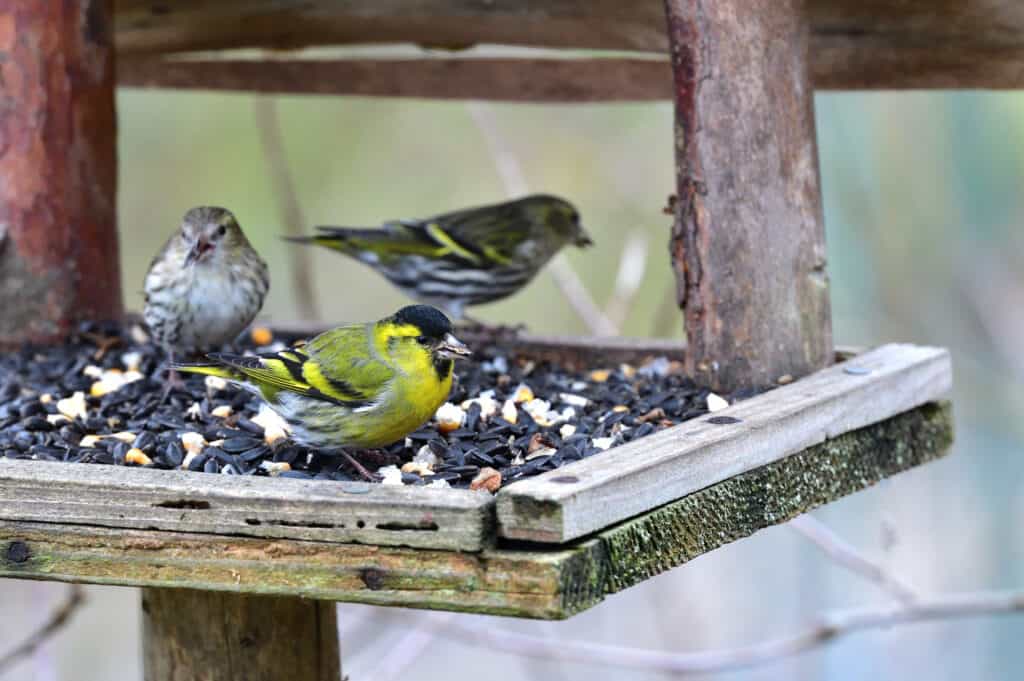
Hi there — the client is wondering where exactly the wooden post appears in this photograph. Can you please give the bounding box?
[142,589,341,681]
[663,0,832,392]
[0,1,121,347]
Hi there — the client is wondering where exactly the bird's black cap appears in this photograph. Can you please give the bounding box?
[392,305,453,339]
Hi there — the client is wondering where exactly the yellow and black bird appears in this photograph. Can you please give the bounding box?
[288,194,592,320]
[172,305,471,459]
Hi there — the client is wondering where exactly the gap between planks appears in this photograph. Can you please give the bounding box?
[496,343,953,543]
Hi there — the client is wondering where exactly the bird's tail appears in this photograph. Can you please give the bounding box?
[170,360,242,381]
[286,226,434,259]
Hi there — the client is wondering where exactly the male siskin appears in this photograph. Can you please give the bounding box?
[144,207,270,377]
[172,305,471,474]
[288,194,592,320]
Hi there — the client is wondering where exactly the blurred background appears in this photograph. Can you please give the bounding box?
[1,88,1023,680]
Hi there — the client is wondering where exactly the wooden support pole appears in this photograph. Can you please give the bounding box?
[663,0,832,392]
[142,588,341,681]
[0,1,121,347]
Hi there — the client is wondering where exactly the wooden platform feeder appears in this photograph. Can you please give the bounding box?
[0,1,981,678]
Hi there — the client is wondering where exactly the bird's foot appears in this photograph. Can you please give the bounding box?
[337,449,382,482]
[456,317,526,342]
[158,368,187,406]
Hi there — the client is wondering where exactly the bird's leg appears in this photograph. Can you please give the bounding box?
[456,314,526,342]
[158,350,186,405]
[337,449,381,482]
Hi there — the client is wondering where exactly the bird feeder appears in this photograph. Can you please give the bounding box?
[0,1,976,678]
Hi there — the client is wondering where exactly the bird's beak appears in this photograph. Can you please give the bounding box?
[184,238,214,266]
[436,333,472,360]
[576,230,594,248]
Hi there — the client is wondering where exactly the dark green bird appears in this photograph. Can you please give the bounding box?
[288,194,593,320]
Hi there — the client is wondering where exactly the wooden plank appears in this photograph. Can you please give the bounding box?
[0,460,493,552]
[143,589,341,681]
[664,0,832,392]
[0,0,121,347]
[587,401,954,594]
[112,1,1024,91]
[119,57,672,102]
[497,343,952,543]
[0,403,952,619]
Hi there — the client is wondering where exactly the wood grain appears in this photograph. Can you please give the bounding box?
[0,403,952,619]
[119,57,673,102]
[112,0,1024,91]
[663,0,832,392]
[143,588,340,681]
[0,0,121,347]
[497,344,952,543]
[0,460,494,551]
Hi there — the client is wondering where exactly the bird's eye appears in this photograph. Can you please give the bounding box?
[216,224,227,238]
[415,336,428,345]
[570,211,580,223]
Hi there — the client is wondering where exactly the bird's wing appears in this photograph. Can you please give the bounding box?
[426,203,539,267]
[208,326,390,408]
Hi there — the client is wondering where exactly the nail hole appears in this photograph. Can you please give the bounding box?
[551,475,579,484]
[707,416,741,425]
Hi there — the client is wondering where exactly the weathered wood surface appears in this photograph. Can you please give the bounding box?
[143,588,341,681]
[0,460,493,551]
[112,1,1024,91]
[0,403,952,619]
[497,344,951,543]
[120,57,672,102]
[0,0,121,347]
[664,0,832,392]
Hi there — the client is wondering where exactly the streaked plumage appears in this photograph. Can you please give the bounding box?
[144,207,269,356]
[172,305,471,450]
[288,194,592,320]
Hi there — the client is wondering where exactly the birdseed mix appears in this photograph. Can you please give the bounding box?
[0,321,766,491]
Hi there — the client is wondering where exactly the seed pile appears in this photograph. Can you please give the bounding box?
[0,321,765,491]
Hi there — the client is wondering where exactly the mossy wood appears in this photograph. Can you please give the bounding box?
[114,1,1024,94]
[0,403,953,619]
[0,344,949,553]
[498,343,951,543]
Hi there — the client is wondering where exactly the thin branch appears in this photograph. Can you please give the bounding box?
[466,101,617,335]
[0,584,85,674]
[444,590,1024,675]
[789,515,918,603]
[253,96,322,322]
[364,612,457,681]
[603,230,649,330]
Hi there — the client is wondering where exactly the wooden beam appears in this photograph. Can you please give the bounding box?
[497,344,951,544]
[112,0,1024,91]
[0,403,953,619]
[118,57,673,102]
[143,588,341,681]
[0,0,122,347]
[664,0,832,392]
[0,460,495,551]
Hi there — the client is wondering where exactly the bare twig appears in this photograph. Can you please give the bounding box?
[466,101,617,335]
[253,97,322,322]
[956,253,1024,385]
[789,515,918,603]
[364,612,457,681]
[603,231,649,330]
[444,590,1024,675]
[0,584,85,674]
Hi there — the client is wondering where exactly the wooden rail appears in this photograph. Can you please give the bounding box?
[497,343,952,543]
[113,0,1024,94]
[0,403,953,619]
